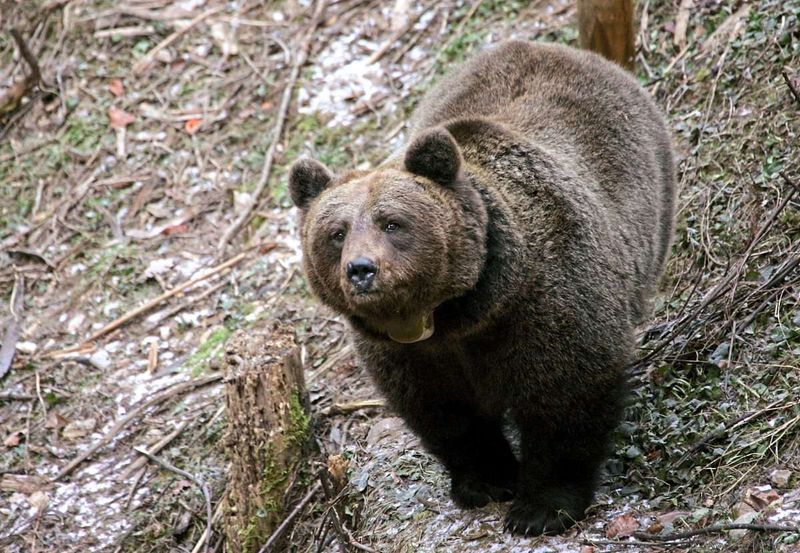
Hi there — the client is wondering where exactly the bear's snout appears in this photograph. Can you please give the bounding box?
[346,257,378,293]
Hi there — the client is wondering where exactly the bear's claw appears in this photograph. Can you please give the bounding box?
[504,498,582,536]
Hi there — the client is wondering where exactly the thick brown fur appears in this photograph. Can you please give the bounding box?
[289,41,675,536]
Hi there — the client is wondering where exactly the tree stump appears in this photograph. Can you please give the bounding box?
[223,324,310,553]
[578,0,636,72]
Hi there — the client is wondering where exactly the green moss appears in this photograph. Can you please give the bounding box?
[63,110,108,152]
[287,391,310,449]
[238,392,310,551]
[237,445,287,551]
[187,327,232,375]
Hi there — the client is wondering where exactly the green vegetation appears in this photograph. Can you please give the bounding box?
[187,327,232,375]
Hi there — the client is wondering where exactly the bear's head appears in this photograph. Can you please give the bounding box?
[289,127,488,342]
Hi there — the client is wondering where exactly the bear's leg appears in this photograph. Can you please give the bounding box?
[447,416,519,508]
[505,414,615,536]
[404,403,519,508]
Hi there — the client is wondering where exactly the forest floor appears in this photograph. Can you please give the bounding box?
[1,0,799,552]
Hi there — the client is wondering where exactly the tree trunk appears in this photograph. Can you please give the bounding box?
[578,0,636,72]
[223,324,310,553]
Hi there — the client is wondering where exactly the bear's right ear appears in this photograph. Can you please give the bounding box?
[289,158,334,209]
[404,127,462,186]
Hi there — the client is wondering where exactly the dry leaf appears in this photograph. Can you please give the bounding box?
[184,118,202,134]
[108,106,135,128]
[162,223,189,236]
[606,513,640,538]
[647,520,664,534]
[4,431,24,447]
[108,78,124,97]
[745,487,781,511]
[657,510,690,526]
[327,454,349,486]
[45,412,70,430]
[172,479,193,495]
[62,418,97,440]
[28,490,49,511]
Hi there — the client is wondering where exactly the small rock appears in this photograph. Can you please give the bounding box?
[16,341,37,354]
[733,500,756,519]
[233,190,251,213]
[154,48,174,64]
[771,469,792,488]
[745,487,780,511]
[172,510,192,537]
[67,313,85,334]
[89,349,112,370]
[141,336,159,349]
[729,511,759,539]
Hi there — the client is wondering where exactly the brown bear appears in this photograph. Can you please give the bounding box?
[289,40,675,535]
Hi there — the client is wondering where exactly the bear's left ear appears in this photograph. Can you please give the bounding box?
[404,127,462,186]
[289,158,334,209]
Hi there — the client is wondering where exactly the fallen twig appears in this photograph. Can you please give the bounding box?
[0,30,41,115]
[318,470,351,553]
[324,398,385,416]
[121,420,192,480]
[633,170,799,370]
[258,481,322,553]
[583,537,690,548]
[0,393,35,401]
[782,70,800,107]
[47,252,248,356]
[190,489,227,553]
[673,0,693,48]
[53,374,222,481]
[94,25,156,39]
[345,529,379,553]
[216,0,327,255]
[133,446,213,553]
[366,6,427,64]
[634,522,800,542]
[132,7,224,74]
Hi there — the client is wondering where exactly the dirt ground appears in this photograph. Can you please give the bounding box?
[1,0,799,552]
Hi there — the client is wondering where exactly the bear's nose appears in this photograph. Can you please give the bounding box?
[346,257,377,292]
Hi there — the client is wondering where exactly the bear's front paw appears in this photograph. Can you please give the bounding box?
[504,496,584,536]
[450,474,514,508]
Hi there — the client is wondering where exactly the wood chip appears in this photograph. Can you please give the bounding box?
[674,0,694,49]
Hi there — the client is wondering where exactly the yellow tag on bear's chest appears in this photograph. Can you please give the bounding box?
[386,312,435,344]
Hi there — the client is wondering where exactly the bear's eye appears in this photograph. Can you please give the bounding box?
[331,229,346,243]
[383,221,400,233]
